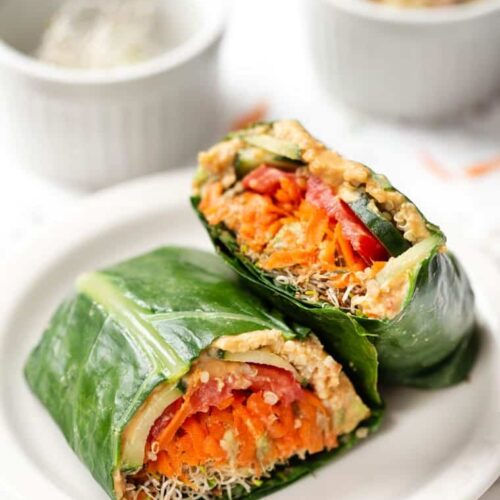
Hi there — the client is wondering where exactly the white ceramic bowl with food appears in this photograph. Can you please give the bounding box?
[0,0,229,189]
[305,0,500,121]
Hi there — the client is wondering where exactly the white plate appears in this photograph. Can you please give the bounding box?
[0,169,499,500]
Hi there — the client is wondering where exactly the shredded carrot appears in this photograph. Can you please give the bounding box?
[198,181,227,225]
[202,435,226,460]
[272,404,295,457]
[335,224,357,270]
[371,261,386,273]
[199,170,368,295]
[318,239,336,265]
[149,383,336,480]
[183,416,207,461]
[464,156,500,178]
[275,177,304,207]
[230,101,269,131]
[200,178,367,282]
[328,272,353,289]
[233,405,257,466]
[268,404,293,440]
[261,250,316,270]
[215,396,235,411]
[301,201,329,246]
[157,398,193,449]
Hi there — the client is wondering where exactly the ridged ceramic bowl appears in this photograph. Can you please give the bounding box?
[305,0,500,121]
[0,0,229,189]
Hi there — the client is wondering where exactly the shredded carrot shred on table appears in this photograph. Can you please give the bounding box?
[420,151,500,179]
[419,152,454,180]
[464,156,500,178]
[230,101,269,131]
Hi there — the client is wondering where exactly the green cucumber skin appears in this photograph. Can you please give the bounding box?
[234,150,255,178]
[348,196,410,257]
[243,134,302,161]
[234,148,300,178]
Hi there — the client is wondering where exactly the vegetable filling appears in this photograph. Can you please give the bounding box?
[194,120,440,319]
[122,332,370,499]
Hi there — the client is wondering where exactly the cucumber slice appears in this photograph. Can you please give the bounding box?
[234,147,301,177]
[349,195,411,257]
[223,350,300,380]
[376,234,442,288]
[243,134,302,161]
[224,122,272,141]
[121,384,182,469]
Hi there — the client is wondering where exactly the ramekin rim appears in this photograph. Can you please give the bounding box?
[316,0,500,23]
[0,0,230,85]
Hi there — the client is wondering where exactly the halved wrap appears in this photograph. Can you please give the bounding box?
[192,120,478,387]
[25,247,381,499]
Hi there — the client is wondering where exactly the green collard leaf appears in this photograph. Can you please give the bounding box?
[25,247,381,499]
[361,251,477,387]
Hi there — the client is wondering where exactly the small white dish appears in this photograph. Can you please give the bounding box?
[0,169,499,499]
[0,0,229,189]
[305,0,500,121]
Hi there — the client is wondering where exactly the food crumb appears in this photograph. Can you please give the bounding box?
[263,391,279,405]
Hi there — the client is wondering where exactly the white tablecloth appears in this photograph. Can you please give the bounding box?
[0,0,498,497]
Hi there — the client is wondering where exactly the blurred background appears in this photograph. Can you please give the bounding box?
[0,0,498,494]
[0,0,499,265]
[0,0,499,261]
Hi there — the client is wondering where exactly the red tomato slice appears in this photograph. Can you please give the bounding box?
[306,176,388,263]
[188,364,302,409]
[247,364,302,404]
[148,364,303,443]
[242,165,294,195]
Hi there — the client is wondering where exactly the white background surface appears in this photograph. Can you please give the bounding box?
[0,0,499,497]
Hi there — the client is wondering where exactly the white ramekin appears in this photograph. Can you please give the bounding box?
[305,0,500,121]
[0,0,229,189]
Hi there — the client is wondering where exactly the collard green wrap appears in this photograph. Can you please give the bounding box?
[25,247,382,499]
[193,216,477,388]
[191,120,477,388]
